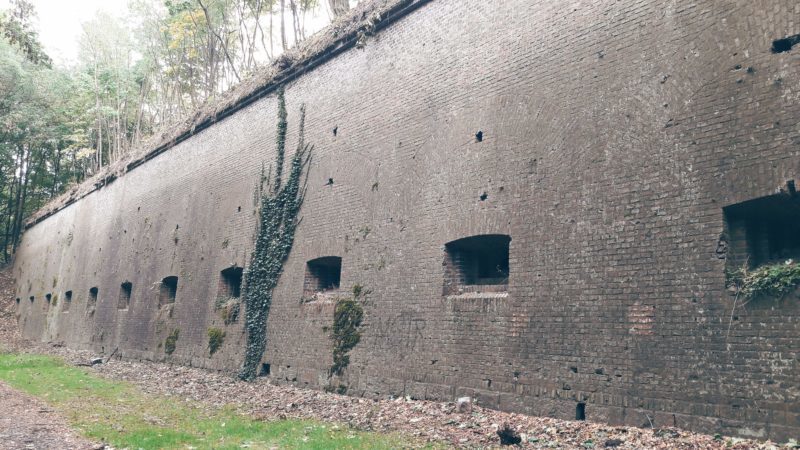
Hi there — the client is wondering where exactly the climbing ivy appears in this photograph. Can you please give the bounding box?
[239,88,311,381]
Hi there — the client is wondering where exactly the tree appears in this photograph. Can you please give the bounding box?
[328,0,349,18]
[0,0,50,66]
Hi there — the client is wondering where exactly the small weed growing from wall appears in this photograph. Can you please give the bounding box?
[164,329,180,355]
[215,297,241,325]
[730,260,800,300]
[208,327,226,355]
[239,88,312,381]
[330,285,366,376]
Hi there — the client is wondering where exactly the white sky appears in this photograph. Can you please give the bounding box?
[0,0,349,67]
[1,0,131,65]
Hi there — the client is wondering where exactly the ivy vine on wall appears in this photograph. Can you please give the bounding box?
[239,87,312,380]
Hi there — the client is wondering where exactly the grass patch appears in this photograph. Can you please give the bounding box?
[0,353,423,449]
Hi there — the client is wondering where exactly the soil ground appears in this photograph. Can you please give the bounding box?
[0,381,97,450]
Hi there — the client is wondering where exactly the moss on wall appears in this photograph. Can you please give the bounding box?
[330,285,366,376]
[164,329,180,355]
[208,327,225,355]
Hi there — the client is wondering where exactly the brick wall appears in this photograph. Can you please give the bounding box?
[11,0,800,441]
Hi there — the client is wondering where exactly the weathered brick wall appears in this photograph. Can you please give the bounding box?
[12,0,800,441]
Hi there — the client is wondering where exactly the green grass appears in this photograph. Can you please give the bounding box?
[0,353,422,449]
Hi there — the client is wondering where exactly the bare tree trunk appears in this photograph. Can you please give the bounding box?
[50,144,61,199]
[197,0,241,84]
[269,1,274,56]
[289,0,300,45]
[9,144,24,252]
[280,0,287,51]
[3,167,15,261]
[93,59,103,171]
[328,0,349,18]
[12,143,34,252]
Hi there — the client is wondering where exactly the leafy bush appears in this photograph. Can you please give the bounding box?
[736,260,800,300]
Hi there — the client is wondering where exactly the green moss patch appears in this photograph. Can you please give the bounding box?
[330,285,366,376]
[164,329,180,355]
[208,327,226,355]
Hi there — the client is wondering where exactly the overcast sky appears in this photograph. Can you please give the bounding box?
[2,0,344,67]
[1,0,131,65]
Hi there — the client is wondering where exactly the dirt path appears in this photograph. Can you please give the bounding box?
[0,381,98,450]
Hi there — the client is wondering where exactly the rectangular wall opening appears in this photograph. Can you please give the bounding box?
[724,191,800,270]
[63,290,72,312]
[218,267,243,298]
[118,282,132,310]
[303,256,342,297]
[86,287,98,314]
[443,234,511,296]
[772,34,800,53]
[259,363,271,377]
[159,276,178,307]
[576,403,586,421]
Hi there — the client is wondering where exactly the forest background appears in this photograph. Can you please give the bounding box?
[0,0,355,260]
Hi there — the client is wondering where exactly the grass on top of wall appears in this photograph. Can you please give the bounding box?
[0,353,420,449]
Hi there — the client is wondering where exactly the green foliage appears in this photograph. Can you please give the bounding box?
[164,328,180,355]
[0,0,51,66]
[239,88,311,381]
[734,260,800,300]
[0,353,419,449]
[330,285,366,376]
[207,327,225,355]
